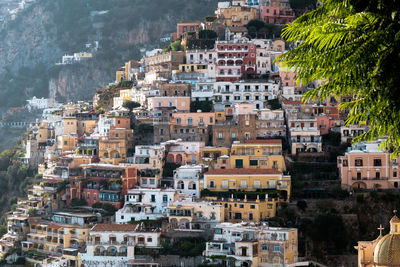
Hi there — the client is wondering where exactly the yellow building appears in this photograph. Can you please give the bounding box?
[204,169,291,201]
[200,147,230,169]
[77,120,97,136]
[355,214,400,267]
[99,129,134,165]
[22,222,89,259]
[116,60,140,83]
[168,200,225,230]
[34,122,54,144]
[215,110,227,123]
[258,227,298,266]
[177,63,209,73]
[216,5,259,27]
[206,196,278,222]
[230,139,285,171]
[63,117,78,135]
[59,135,77,153]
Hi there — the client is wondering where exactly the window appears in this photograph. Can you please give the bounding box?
[209,180,215,188]
[343,159,348,166]
[151,195,156,202]
[147,237,152,242]
[273,245,281,252]
[232,132,236,139]
[188,118,193,125]
[374,159,382,166]
[261,244,269,250]
[357,172,361,180]
[250,160,258,166]
[250,205,255,209]
[272,161,278,169]
[376,172,380,179]
[394,172,397,178]
[218,133,223,139]
[355,159,363,166]
[163,195,168,203]
[177,118,181,124]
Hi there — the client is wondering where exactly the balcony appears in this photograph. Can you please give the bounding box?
[351,177,389,181]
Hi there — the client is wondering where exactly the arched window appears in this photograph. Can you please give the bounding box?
[177,181,184,189]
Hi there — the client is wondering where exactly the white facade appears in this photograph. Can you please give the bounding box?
[256,109,286,138]
[81,224,160,267]
[282,86,303,101]
[115,188,178,223]
[173,165,205,198]
[186,49,217,65]
[26,97,54,110]
[213,81,281,110]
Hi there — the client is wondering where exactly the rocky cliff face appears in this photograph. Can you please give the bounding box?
[0,0,218,105]
[0,2,61,74]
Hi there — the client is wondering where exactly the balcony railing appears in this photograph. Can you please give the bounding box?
[351,177,389,181]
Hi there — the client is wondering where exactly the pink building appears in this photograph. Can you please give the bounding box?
[215,41,257,82]
[148,97,191,111]
[316,115,337,135]
[338,141,400,190]
[163,141,205,165]
[260,5,295,24]
[171,112,215,127]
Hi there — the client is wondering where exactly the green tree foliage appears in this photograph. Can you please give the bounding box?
[137,123,154,133]
[190,100,213,112]
[0,149,34,218]
[296,200,308,211]
[28,208,38,216]
[92,202,116,215]
[122,100,141,111]
[198,30,218,40]
[309,213,348,254]
[117,80,134,88]
[70,198,87,207]
[162,162,181,178]
[267,98,282,110]
[279,0,400,155]
[289,0,317,10]
[161,237,206,257]
[246,20,284,39]
[163,40,183,53]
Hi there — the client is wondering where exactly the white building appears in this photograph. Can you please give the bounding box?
[256,109,286,138]
[115,188,177,223]
[26,97,55,110]
[80,224,160,267]
[186,49,217,65]
[115,187,178,223]
[213,81,281,110]
[173,165,205,198]
[168,199,224,230]
[205,223,298,267]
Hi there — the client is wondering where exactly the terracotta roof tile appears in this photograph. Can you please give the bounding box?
[205,169,282,175]
[91,224,137,232]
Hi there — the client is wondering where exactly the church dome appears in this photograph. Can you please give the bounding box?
[373,215,400,266]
